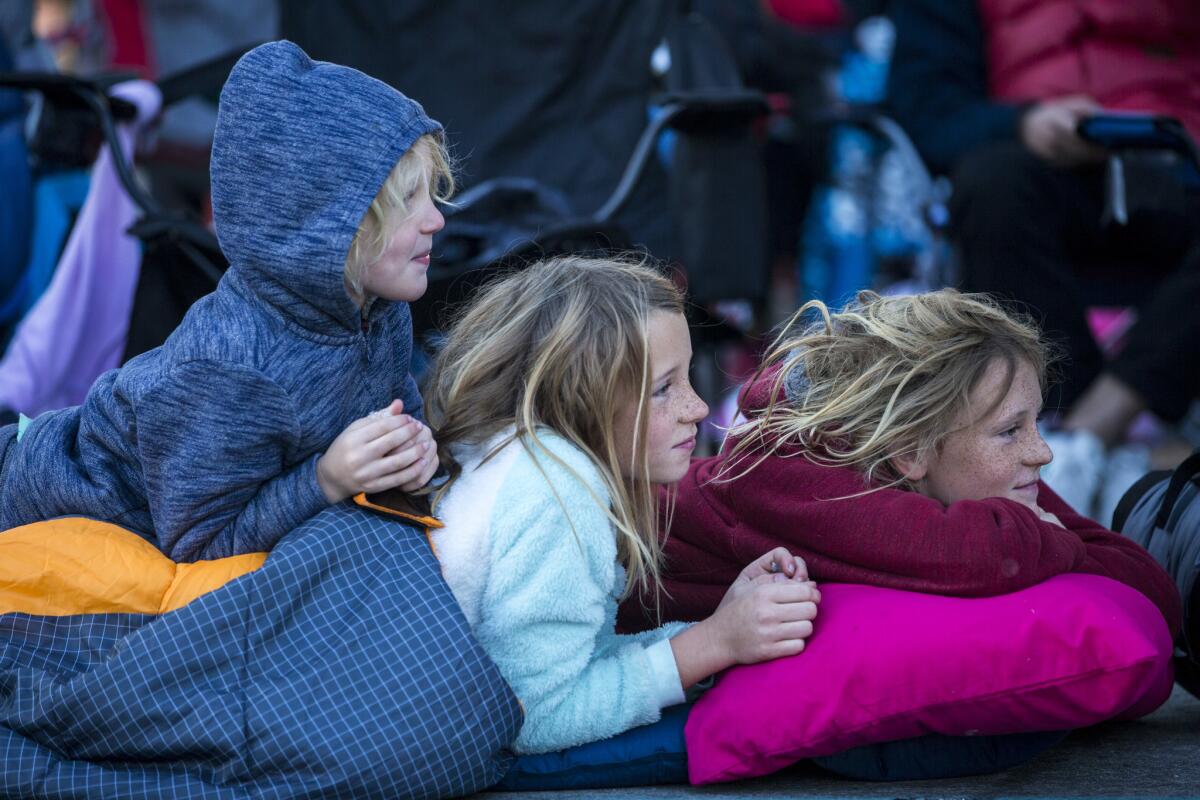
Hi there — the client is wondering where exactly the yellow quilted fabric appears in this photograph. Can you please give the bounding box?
[0,518,266,616]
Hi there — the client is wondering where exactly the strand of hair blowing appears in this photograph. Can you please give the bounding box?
[722,290,1052,490]
[425,256,684,601]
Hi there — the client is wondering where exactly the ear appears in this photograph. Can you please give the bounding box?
[890,450,928,483]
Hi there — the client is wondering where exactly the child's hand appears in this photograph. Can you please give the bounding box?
[716,547,808,612]
[1019,499,1066,528]
[316,400,437,503]
[669,552,819,688]
[1035,506,1066,528]
[711,573,821,665]
[393,417,439,492]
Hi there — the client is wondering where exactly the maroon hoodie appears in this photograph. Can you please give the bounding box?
[621,377,1182,638]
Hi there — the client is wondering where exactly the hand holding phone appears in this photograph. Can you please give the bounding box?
[1019,95,1105,166]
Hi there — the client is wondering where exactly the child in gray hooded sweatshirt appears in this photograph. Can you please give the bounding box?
[0,41,449,560]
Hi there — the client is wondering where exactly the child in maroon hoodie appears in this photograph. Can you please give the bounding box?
[627,290,1181,639]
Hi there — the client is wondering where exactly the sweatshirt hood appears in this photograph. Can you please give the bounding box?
[738,365,786,415]
[210,40,441,335]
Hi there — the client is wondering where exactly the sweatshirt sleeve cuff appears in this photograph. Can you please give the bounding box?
[293,454,330,520]
[644,637,686,709]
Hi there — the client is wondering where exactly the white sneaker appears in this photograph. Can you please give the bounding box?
[1041,429,1107,518]
[1095,444,1153,530]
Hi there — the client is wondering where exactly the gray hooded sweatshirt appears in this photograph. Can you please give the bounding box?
[0,41,441,560]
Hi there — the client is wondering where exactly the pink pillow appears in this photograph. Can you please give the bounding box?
[686,574,1173,784]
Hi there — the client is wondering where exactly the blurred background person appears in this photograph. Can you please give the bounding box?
[888,0,1200,519]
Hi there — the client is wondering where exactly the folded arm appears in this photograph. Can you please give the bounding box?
[1039,482,1182,637]
[137,361,329,561]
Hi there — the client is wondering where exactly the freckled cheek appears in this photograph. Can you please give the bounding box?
[649,412,674,451]
[648,410,685,457]
[939,442,1009,501]
[973,450,1018,496]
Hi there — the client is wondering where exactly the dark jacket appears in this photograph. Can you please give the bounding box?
[886,0,1024,174]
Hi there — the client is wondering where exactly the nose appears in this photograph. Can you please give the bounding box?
[423,202,445,235]
[1027,429,1053,468]
[680,383,709,424]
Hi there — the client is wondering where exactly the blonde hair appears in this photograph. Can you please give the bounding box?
[426,255,685,601]
[345,133,455,296]
[724,289,1052,489]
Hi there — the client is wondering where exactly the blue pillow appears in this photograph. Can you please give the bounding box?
[493,703,691,791]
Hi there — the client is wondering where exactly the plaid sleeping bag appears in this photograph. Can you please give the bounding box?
[0,503,523,799]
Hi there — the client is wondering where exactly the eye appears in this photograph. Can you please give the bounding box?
[653,381,671,398]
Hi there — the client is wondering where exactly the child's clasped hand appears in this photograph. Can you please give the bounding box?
[316,399,438,503]
[710,547,822,664]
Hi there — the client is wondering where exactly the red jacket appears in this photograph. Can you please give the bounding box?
[622,377,1182,638]
[981,0,1200,142]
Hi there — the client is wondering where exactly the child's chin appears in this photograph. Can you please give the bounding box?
[1009,486,1040,504]
[650,463,690,486]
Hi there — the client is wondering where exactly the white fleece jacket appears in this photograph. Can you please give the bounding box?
[431,429,688,754]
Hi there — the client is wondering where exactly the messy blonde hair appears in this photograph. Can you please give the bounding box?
[724,289,1052,489]
[426,255,685,600]
[345,133,455,296]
